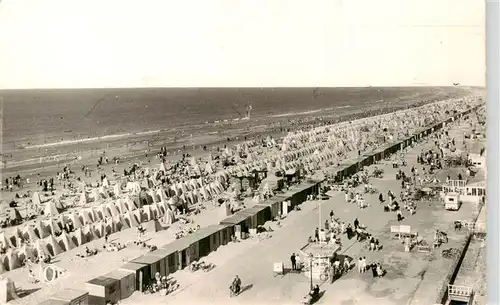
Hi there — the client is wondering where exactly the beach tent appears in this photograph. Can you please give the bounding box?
[69,212,83,229]
[124,211,140,228]
[79,192,88,206]
[102,177,110,188]
[141,205,152,221]
[113,214,128,231]
[162,208,175,225]
[0,233,10,250]
[58,231,76,251]
[105,217,116,235]
[92,206,104,221]
[149,190,159,203]
[98,186,108,199]
[44,235,63,256]
[91,188,100,201]
[5,208,22,225]
[44,201,60,217]
[54,199,66,211]
[32,192,41,207]
[106,203,120,218]
[18,244,35,262]
[125,197,137,211]
[115,199,128,214]
[157,187,167,202]
[45,219,61,236]
[113,183,121,196]
[34,220,50,239]
[71,228,85,246]
[149,204,159,219]
[33,239,51,258]
[205,162,214,174]
[93,221,104,238]
[22,225,39,242]
[4,250,19,271]
[79,210,93,225]
[159,162,167,172]
[82,224,97,243]
[0,277,19,302]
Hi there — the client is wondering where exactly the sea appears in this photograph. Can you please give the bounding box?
[0,87,473,154]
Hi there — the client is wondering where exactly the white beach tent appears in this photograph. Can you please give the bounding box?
[79,192,88,206]
[34,239,51,258]
[93,221,104,238]
[71,228,86,247]
[125,197,137,211]
[31,192,41,207]
[115,199,129,214]
[102,177,110,188]
[44,235,63,256]
[44,201,59,217]
[58,231,76,252]
[4,250,19,271]
[79,210,93,225]
[45,219,61,236]
[113,183,121,196]
[22,225,39,242]
[68,212,83,229]
[0,233,10,250]
[149,189,159,203]
[106,203,120,218]
[18,244,35,262]
[159,162,167,172]
[34,220,50,239]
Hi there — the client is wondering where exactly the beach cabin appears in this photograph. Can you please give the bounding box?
[149,246,177,275]
[445,192,462,211]
[237,205,272,232]
[105,269,136,301]
[47,289,89,305]
[220,212,252,239]
[284,168,300,184]
[258,195,289,219]
[119,262,149,292]
[85,276,120,305]
[130,254,166,282]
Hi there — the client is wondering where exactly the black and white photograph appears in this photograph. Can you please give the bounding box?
[0,0,490,305]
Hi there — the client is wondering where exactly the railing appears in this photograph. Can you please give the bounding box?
[448,285,472,297]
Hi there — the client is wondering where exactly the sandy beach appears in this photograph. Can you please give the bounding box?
[0,91,486,305]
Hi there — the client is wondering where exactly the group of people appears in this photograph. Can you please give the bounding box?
[357,257,386,278]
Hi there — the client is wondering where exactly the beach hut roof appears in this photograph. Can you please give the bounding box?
[161,224,229,252]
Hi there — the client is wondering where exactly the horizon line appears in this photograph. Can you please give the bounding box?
[0,85,486,91]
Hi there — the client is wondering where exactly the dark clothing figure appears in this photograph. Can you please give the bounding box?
[314,228,319,241]
[397,211,403,222]
[371,264,377,278]
[354,218,359,229]
[290,253,297,270]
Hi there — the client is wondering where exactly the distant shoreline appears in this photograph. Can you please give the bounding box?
[1,99,451,174]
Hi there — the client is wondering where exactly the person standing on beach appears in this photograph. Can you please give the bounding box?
[290,253,297,270]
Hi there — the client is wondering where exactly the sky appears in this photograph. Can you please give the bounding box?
[0,0,486,89]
